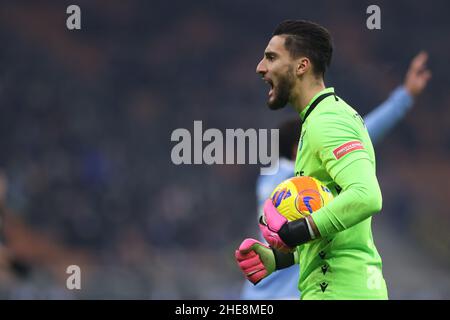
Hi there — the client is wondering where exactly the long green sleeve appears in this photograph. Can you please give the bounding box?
[311,158,382,236]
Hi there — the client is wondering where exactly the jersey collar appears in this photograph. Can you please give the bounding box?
[299,87,335,122]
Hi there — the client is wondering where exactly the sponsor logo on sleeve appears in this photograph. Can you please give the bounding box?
[333,140,364,159]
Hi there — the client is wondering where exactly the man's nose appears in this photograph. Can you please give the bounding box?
[256,59,266,75]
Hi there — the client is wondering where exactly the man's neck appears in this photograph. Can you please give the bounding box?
[291,80,326,114]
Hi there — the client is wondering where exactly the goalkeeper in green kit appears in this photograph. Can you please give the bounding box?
[236,20,392,299]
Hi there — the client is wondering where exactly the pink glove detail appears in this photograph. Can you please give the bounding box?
[259,199,294,253]
[235,238,272,284]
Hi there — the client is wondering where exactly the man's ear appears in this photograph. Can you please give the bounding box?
[296,57,310,76]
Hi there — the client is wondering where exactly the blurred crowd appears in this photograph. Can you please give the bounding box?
[0,0,449,298]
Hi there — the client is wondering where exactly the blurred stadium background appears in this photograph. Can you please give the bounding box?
[0,0,449,299]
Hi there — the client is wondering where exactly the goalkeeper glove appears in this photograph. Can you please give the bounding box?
[235,238,297,285]
[235,238,275,285]
[259,199,313,252]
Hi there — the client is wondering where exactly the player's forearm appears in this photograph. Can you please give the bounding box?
[311,159,382,237]
[364,86,413,145]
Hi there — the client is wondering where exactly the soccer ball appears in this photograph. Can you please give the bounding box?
[268,176,334,221]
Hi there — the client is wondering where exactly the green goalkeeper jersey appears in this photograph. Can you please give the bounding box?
[295,87,388,300]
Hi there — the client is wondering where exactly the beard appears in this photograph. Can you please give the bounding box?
[267,70,295,110]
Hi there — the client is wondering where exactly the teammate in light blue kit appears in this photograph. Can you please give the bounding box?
[241,52,431,299]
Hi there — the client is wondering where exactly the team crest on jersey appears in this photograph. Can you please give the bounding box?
[333,140,364,159]
[298,131,305,152]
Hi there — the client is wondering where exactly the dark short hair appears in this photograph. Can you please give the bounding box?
[273,20,333,77]
[278,118,301,160]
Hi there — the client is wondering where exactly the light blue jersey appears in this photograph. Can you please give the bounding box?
[240,86,413,300]
[364,87,413,144]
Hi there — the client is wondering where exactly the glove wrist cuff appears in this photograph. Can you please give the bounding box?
[273,249,295,270]
[278,218,312,248]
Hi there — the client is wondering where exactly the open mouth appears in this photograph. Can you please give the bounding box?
[264,78,274,97]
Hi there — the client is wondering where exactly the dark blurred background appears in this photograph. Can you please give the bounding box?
[0,0,449,299]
